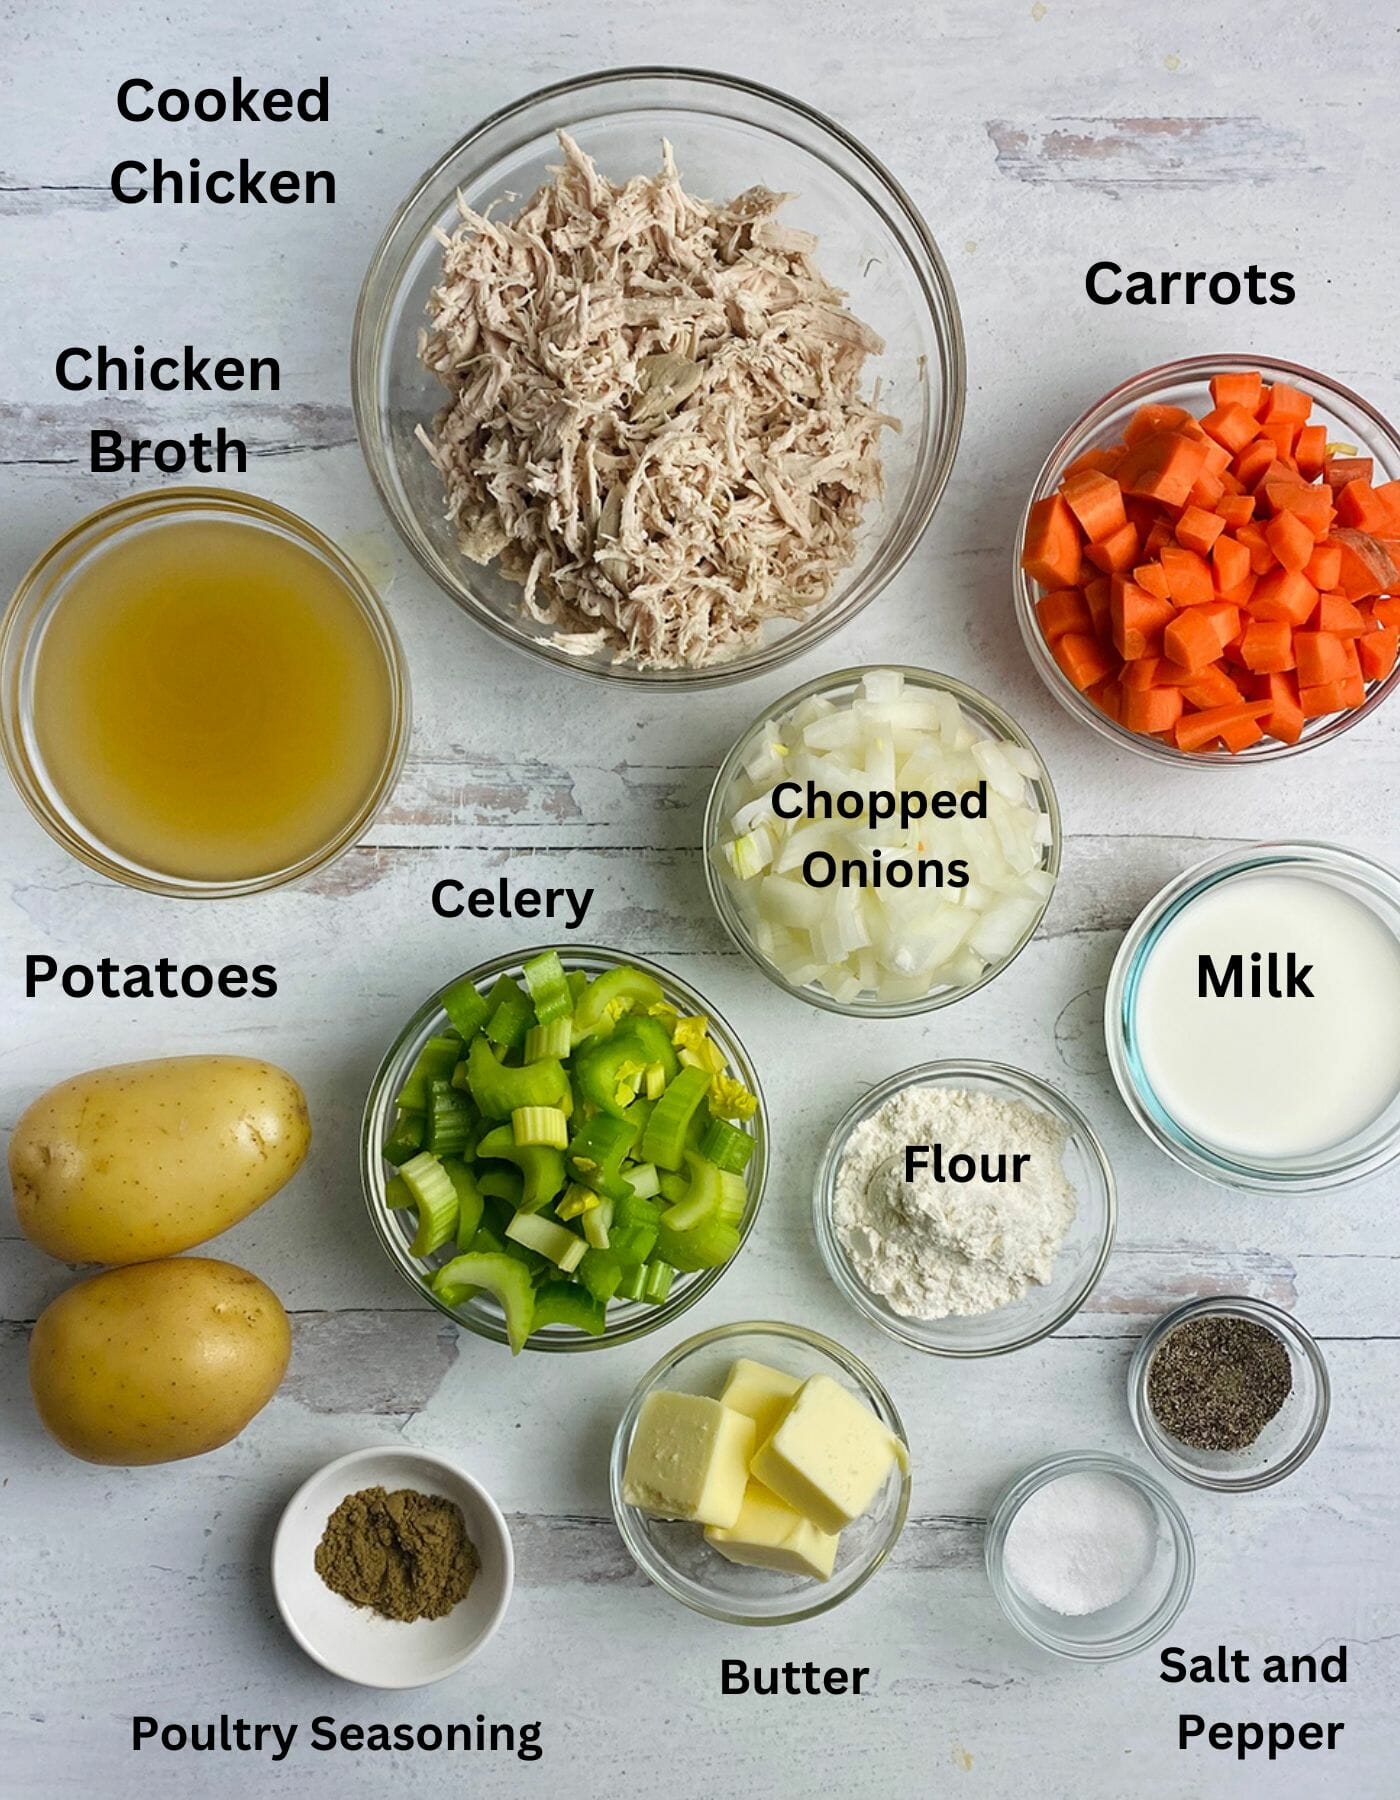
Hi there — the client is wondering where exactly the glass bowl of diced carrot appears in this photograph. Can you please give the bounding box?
[1014,355,1400,764]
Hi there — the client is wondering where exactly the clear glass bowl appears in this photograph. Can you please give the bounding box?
[361,947,767,1352]
[813,1060,1115,1355]
[609,1320,910,1623]
[352,67,964,687]
[0,487,410,899]
[704,666,1061,1016]
[1013,353,1400,766]
[1128,1295,1330,1492]
[985,1451,1194,1661]
[1106,840,1400,1191]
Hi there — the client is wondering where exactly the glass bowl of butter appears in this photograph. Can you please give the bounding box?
[609,1320,911,1624]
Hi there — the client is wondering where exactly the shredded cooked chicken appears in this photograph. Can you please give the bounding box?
[417,134,896,669]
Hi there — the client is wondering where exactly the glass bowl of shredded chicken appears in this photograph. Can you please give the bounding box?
[353,68,964,684]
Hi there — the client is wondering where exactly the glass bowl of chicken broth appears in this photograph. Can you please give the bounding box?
[354,67,964,686]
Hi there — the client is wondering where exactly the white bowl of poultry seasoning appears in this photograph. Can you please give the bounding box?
[353,67,965,686]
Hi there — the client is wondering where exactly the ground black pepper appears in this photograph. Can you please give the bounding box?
[1147,1315,1293,1452]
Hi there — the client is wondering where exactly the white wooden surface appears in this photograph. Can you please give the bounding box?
[3,3,1398,1795]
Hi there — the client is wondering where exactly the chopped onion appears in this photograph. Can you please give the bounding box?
[714,669,1055,1004]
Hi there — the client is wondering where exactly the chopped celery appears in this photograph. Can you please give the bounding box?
[384,1175,412,1209]
[441,975,490,1040]
[444,1158,485,1250]
[464,1033,568,1119]
[431,1252,535,1353]
[397,1035,461,1111]
[523,949,571,1025]
[557,1183,600,1221]
[644,1061,666,1101]
[476,1125,566,1213]
[572,966,665,1042]
[643,1260,676,1304]
[524,1017,572,1062]
[531,1281,605,1335]
[718,1169,748,1224]
[700,1117,754,1173]
[615,1264,649,1302]
[484,974,534,1052]
[506,1210,586,1271]
[609,1193,661,1267]
[641,1064,711,1170]
[658,1171,689,1204]
[573,1031,651,1120]
[582,1196,614,1249]
[623,1161,660,1200]
[399,1151,459,1258]
[566,1112,639,1199]
[512,1105,569,1149]
[383,1109,425,1166]
[476,1166,523,1208]
[655,1214,741,1272]
[425,1078,477,1157]
[578,1247,623,1303]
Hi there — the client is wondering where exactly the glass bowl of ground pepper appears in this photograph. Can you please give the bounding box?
[1128,1296,1330,1492]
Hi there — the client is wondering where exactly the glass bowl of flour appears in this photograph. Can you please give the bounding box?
[813,1060,1115,1355]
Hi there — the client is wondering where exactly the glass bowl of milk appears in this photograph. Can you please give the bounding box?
[1106,842,1400,1189]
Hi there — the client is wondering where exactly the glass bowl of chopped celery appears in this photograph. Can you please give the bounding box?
[704,666,1061,1015]
[610,1320,911,1624]
[362,947,768,1352]
[353,67,963,685]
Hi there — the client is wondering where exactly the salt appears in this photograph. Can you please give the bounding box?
[1003,1471,1159,1616]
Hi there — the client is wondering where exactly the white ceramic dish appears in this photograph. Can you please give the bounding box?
[271,1446,513,1688]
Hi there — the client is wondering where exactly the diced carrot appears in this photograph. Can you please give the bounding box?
[1084,576,1113,637]
[1304,542,1342,590]
[1084,520,1141,574]
[1119,431,1209,509]
[1121,656,1163,691]
[1250,569,1318,626]
[1336,479,1393,534]
[1022,494,1082,589]
[1262,480,1334,536]
[1240,619,1295,673]
[1063,445,1125,480]
[1262,381,1312,424]
[1051,631,1116,692]
[1160,544,1214,606]
[1150,658,1199,687]
[1182,666,1245,709]
[1373,481,1400,534]
[1236,521,1278,575]
[1233,440,1278,490]
[1219,716,1265,752]
[1258,417,1300,460]
[1124,403,1194,445]
[1133,561,1173,602]
[1294,424,1328,481]
[1264,509,1317,573]
[1215,493,1255,529]
[1294,631,1351,687]
[1164,607,1227,672]
[1323,455,1374,491]
[1369,597,1400,628]
[1122,685,1185,735]
[1209,371,1264,414]
[1199,438,1232,478]
[1358,627,1400,681]
[1217,573,1258,609]
[1331,529,1400,601]
[1314,595,1367,637]
[1186,468,1226,511]
[1176,506,1226,555]
[1257,671,1304,744]
[1211,534,1252,593]
[1085,675,1123,721]
[1175,700,1272,753]
[1143,519,1175,556]
[1062,468,1129,543]
[1201,404,1259,454]
[1035,588,1093,640]
[1300,676,1367,718]
[1111,579,1176,660]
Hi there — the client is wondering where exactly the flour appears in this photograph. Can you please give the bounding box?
[832,1085,1077,1319]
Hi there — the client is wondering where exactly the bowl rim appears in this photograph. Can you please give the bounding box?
[1104,838,1400,1190]
[351,64,966,689]
[0,485,411,899]
[984,1449,1195,1662]
[608,1317,912,1624]
[1011,351,1400,767]
[360,944,768,1351]
[1126,1294,1331,1491]
[812,1058,1117,1355]
[702,663,1062,1016]
[270,1445,515,1688]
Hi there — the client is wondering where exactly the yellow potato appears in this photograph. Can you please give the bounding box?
[9,1055,310,1264]
[29,1256,291,1465]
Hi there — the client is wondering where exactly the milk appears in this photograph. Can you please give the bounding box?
[1133,872,1400,1160]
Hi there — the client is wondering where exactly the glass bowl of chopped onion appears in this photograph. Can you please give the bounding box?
[705,666,1062,1014]
[812,1061,1116,1357]
[353,68,964,685]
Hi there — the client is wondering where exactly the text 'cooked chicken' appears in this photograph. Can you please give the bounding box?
[417,134,896,670]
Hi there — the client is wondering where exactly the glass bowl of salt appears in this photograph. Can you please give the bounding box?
[985,1450,1194,1661]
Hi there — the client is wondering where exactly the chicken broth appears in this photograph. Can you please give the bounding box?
[32,514,395,884]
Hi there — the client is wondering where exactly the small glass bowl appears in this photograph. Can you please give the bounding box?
[1106,840,1400,1191]
[362,947,767,1352]
[609,1320,911,1624]
[1013,353,1400,766]
[1128,1296,1330,1492]
[985,1451,1194,1662]
[704,666,1061,1016]
[0,487,410,898]
[813,1060,1115,1355]
[353,67,964,687]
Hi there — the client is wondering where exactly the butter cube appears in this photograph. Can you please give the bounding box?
[705,1480,840,1581]
[622,1390,754,1527]
[720,1358,802,1441]
[750,1374,906,1535]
